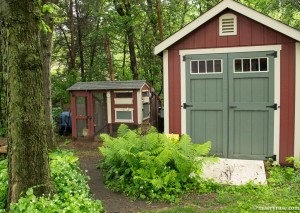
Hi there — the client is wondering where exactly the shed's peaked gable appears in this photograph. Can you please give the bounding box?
[154,0,300,164]
[154,0,300,55]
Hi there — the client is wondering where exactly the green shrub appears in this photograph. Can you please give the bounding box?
[99,124,212,202]
[0,159,8,209]
[0,149,105,212]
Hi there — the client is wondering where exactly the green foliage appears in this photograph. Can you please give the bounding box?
[0,127,6,137]
[286,156,300,169]
[153,163,300,213]
[51,71,78,107]
[99,124,213,202]
[0,149,105,212]
[0,159,7,209]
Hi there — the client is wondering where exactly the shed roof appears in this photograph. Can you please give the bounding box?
[67,80,148,91]
[154,0,300,55]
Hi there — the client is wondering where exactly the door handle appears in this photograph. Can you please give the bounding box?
[266,103,278,110]
[182,103,193,109]
[230,106,237,109]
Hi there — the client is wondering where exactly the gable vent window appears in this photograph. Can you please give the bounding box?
[219,13,237,36]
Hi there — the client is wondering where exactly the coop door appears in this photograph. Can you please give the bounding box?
[93,92,107,135]
[72,92,94,138]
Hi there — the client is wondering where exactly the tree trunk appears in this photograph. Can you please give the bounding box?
[90,20,100,69]
[114,0,138,80]
[75,0,85,81]
[69,0,76,70]
[40,0,58,151]
[1,0,55,205]
[105,34,115,81]
[155,0,163,41]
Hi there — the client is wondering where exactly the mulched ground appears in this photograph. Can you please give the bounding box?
[61,140,173,213]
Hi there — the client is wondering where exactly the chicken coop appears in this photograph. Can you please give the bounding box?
[67,80,161,139]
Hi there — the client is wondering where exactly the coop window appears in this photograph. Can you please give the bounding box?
[219,13,237,36]
[142,91,149,97]
[115,108,134,123]
[114,91,133,105]
[234,57,269,73]
[190,59,223,74]
[143,103,150,119]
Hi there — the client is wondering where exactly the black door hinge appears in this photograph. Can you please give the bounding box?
[266,103,278,110]
[182,103,193,109]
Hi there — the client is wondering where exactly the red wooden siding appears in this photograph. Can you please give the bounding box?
[167,10,296,162]
[110,90,138,124]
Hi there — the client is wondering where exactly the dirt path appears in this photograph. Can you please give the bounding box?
[61,140,172,213]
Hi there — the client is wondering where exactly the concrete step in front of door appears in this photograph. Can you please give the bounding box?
[199,158,267,185]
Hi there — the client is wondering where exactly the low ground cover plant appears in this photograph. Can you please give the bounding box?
[152,159,300,213]
[99,124,213,202]
[0,149,105,212]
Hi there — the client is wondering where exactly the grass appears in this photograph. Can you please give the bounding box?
[146,162,300,213]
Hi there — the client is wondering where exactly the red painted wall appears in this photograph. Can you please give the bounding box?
[111,90,138,125]
[167,10,296,163]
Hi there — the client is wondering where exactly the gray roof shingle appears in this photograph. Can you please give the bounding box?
[67,80,148,91]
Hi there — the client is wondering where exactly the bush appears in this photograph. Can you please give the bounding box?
[99,124,213,202]
[0,149,105,212]
[0,159,8,209]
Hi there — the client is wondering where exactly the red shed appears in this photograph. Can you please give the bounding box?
[154,0,300,163]
[68,80,160,139]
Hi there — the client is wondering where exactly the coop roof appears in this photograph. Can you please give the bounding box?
[67,80,148,91]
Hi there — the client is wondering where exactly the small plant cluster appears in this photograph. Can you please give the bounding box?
[153,160,300,213]
[0,149,105,212]
[0,159,7,210]
[99,124,212,202]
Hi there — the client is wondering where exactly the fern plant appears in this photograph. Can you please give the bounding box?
[99,124,214,202]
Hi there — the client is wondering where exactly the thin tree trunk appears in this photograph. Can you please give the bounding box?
[105,34,115,80]
[114,0,138,80]
[127,26,138,80]
[155,0,163,41]
[90,20,100,68]
[69,0,76,70]
[75,0,85,81]
[122,37,127,79]
[146,0,158,38]
[2,0,55,206]
[40,0,58,151]
[124,2,138,80]
[58,24,72,68]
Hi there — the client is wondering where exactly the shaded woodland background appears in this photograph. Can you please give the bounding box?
[0,0,300,134]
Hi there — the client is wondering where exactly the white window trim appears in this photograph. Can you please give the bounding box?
[114,98,133,105]
[179,45,281,161]
[115,108,134,123]
[114,91,133,105]
[219,13,237,36]
[137,90,143,124]
[295,42,300,158]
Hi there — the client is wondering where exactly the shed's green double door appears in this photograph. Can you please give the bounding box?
[185,51,275,160]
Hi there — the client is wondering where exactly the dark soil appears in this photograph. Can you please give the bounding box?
[60,139,172,213]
